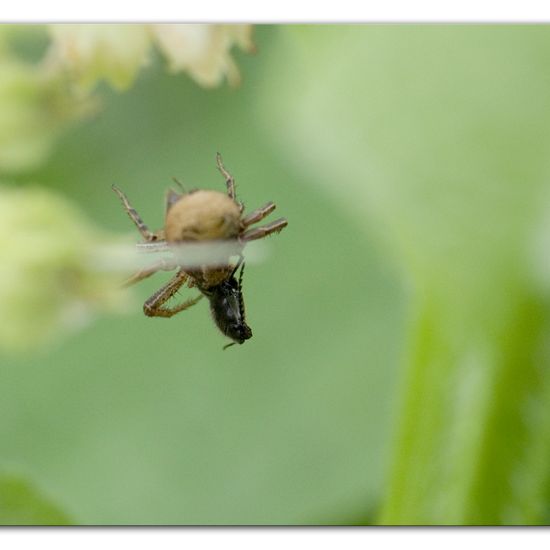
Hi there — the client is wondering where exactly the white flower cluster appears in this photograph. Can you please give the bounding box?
[0,24,254,173]
[46,24,255,91]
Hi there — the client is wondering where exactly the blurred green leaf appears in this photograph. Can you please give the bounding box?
[0,473,72,525]
[258,25,550,524]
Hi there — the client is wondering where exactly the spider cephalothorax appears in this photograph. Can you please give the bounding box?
[112,154,287,346]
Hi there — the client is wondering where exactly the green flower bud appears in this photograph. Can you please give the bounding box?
[0,185,129,353]
[0,58,85,174]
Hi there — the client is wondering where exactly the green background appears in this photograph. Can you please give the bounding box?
[1,25,404,524]
[3,24,550,525]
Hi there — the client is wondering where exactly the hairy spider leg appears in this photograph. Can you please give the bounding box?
[241,202,276,228]
[227,254,245,280]
[215,153,236,200]
[165,187,184,213]
[123,257,180,288]
[216,154,244,213]
[222,263,247,351]
[171,177,186,193]
[112,185,160,242]
[241,218,288,242]
[216,153,244,214]
[143,269,204,318]
[236,262,246,316]
[136,241,170,253]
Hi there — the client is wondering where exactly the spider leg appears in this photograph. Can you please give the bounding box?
[241,218,288,242]
[112,185,161,242]
[216,153,236,201]
[135,241,170,253]
[171,177,186,193]
[166,187,183,213]
[122,257,179,288]
[241,202,276,228]
[143,269,203,318]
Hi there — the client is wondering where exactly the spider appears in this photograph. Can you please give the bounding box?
[112,153,288,347]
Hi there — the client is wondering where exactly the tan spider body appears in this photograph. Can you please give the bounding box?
[112,154,287,347]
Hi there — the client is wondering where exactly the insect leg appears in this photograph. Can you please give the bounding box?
[112,185,160,242]
[241,218,288,242]
[241,202,276,228]
[228,253,245,278]
[216,153,236,201]
[143,270,203,318]
[122,257,179,287]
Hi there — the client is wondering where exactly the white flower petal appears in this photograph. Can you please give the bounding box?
[47,24,151,91]
[151,24,254,87]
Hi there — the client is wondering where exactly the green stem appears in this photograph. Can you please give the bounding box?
[380,289,550,524]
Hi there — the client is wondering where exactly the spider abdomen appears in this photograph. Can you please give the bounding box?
[165,190,241,243]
